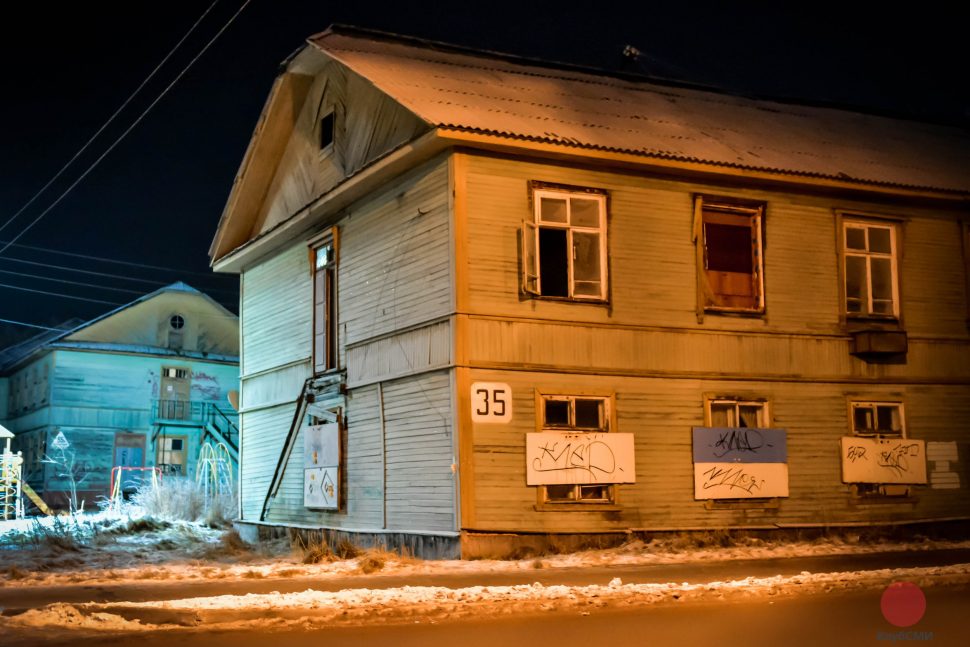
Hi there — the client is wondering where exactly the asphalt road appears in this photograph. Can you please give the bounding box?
[43,583,970,647]
[2,547,968,610]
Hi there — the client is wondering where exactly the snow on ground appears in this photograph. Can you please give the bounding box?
[2,509,970,587]
[3,562,969,639]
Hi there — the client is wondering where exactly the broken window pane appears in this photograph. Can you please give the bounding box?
[579,485,609,500]
[540,197,568,223]
[570,198,600,227]
[544,399,570,427]
[868,227,892,254]
[538,227,569,297]
[876,406,901,434]
[705,222,753,274]
[870,257,893,308]
[546,484,574,501]
[738,405,762,428]
[845,227,866,250]
[574,399,602,429]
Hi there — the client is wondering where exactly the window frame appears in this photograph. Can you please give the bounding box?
[703,397,770,428]
[310,229,339,375]
[848,400,905,439]
[693,195,766,316]
[319,110,335,154]
[522,182,609,303]
[535,392,616,505]
[838,213,902,321]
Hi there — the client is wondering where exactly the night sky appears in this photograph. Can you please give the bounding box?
[1,1,966,346]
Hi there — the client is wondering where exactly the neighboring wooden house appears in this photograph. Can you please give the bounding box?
[0,283,239,510]
[211,26,970,558]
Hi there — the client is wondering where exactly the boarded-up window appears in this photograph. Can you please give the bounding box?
[842,219,899,318]
[698,200,764,312]
[522,185,607,301]
[539,395,614,504]
[313,234,337,374]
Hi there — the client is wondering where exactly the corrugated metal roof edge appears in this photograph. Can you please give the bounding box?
[438,124,970,197]
[315,25,970,129]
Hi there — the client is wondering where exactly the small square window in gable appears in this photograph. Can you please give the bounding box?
[319,111,335,151]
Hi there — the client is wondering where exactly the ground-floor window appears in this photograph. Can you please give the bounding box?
[538,394,615,504]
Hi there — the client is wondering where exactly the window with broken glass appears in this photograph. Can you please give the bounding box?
[850,402,904,438]
[522,185,608,301]
[696,199,765,313]
[842,219,899,318]
[540,395,614,503]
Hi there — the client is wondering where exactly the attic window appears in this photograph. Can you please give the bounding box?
[169,315,185,330]
[320,111,335,151]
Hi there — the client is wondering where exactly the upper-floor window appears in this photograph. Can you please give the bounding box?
[842,218,899,318]
[522,184,608,301]
[539,394,614,504]
[695,196,765,313]
[850,401,904,438]
[312,232,337,373]
[319,111,335,151]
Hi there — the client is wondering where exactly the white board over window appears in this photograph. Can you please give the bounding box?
[841,437,927,484]
[304,423,340,509]
[693,463,789,499]
[526,432,635,485]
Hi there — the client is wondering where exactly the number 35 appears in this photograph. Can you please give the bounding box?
[470,382,512,423]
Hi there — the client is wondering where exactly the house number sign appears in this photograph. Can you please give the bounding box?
[471,382,512,423]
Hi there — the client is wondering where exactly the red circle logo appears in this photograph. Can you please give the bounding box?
[880,581,926,627]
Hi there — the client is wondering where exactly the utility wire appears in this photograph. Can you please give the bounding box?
[0,256,238,296]
[0,268,147,295]
[0,0,253,257]
[0,239,236,280]
[0,0,222,237]
[0,318,68,332]
[0,282,121,306]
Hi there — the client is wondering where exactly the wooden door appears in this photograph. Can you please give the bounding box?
[160,367,191,419]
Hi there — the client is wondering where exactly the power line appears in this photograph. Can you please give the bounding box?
[0,0,253,257]
[0,0,221,237]
[0,239,236,281]
[0,268,146,295]
[0,318,68,332]
[0,282,122,306]
[0,256,238,296]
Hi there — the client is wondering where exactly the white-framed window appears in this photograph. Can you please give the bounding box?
[850,401,904,438]
[522,184,608,301]
[695,197,765,313]
[842,218,899,318]
[706,398,769,428]
[312,230,338,374]
[538,394,614,503]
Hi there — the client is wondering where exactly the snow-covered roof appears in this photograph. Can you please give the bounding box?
[310,27,970,195]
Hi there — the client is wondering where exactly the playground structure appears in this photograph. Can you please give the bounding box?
[106,465,163,513]
[196,441,235,512]
[1,424,52,519]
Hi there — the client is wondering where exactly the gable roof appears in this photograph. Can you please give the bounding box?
[311,27,969,195]
[0,283,238,372]
[211,25,969,268]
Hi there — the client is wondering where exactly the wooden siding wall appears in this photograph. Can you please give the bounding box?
[457,153,969,532]
[463,369,970,532]
[252,63,428,237]
[240,156,456,529]
[339,157,452,347]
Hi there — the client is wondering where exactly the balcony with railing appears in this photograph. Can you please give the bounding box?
[150,399,239,455]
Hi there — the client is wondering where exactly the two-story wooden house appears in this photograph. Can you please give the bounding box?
[211,26,970,558]
[0,283,239,509]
